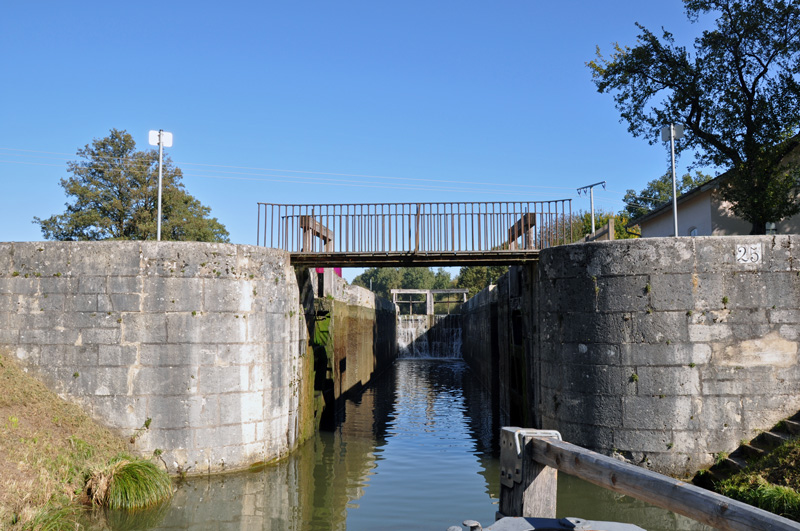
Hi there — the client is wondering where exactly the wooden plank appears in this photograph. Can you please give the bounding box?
[530,437,800,531]
[507,213,536,250]
[298,216,335,241]
[499,435,557,518]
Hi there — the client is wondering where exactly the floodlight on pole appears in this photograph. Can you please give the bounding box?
[148,130,173,241]
[660,124,684,237]
[577,181,606,235]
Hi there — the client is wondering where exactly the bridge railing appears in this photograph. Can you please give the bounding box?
[256,200,573,254]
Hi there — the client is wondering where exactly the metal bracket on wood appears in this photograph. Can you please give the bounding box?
[500,428,562,488]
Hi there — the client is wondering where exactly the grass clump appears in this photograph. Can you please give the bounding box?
[84,458,172,510]
[714,436,800,521]
[717,476,800,521]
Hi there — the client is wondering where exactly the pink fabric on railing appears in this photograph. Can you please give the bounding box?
[315,267,342,278]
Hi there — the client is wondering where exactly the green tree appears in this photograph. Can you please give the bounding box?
[34,129,229,242]
[432,268,454,290]
[400,267,435,291]
[623,171,713,219]
[352,267,403,299]
[588,0,800,234]
[456,265,508,299]
[572,210,639,241]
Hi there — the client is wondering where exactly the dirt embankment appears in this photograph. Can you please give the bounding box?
[0,350,128,527]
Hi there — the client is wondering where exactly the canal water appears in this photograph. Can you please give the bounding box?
[118,359,712,530]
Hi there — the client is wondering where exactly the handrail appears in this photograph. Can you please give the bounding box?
[499,427,800,531]
[256,200,573,254]
[584,217,615,242]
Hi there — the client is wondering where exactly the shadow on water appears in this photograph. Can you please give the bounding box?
[101,358,714,530]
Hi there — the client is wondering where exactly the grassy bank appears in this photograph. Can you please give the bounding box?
[714,437,800,521]
[0,350,171,529]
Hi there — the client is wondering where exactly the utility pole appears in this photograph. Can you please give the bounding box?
[577,181,606,235]
[148,130,174,241]
[661,124,684,237]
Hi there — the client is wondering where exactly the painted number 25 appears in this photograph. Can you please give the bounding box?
[736,243,762,264]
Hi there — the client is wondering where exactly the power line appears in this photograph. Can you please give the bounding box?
[0,146,576,193]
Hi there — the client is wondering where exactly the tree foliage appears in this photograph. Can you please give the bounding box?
[351,267,454,300]
[623,171,713,219]
[34,129,229,242]
[456,265,508,299]
[572,210,639,241]
[588,0,800,233]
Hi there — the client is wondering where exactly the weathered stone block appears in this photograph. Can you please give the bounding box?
[77,276,106,294]
[66,294,98,312]
[98,345,138,366]
[559,364,629,397]
[19,328,80,346]
[627,311,691,344]
[620,342,710,367]
[196,423,254,449]
[622,395,693,430]
[123,313,167,343]
[204,280,254,313]
[142,277,204,312]
[167,313,248,344]
[132,366,197,396]
[770,309,800,324]
[695,237,768,273]
[39,277,76,294]
[220,392,264,424]
[197,365,250,394]
[637,366,700,396]
[38,293,65,311]
[558,394,623,428]
[10,243,69,277]
[39,345,99,367]
[2,277,39,295]
[107,276,141,294]
[690,396,743,430]
[139,343,214,367]
[93,395,146,430]
[140,427,193,451]
[80,328,121,345]
[614,428,674,453]
[148,395,219,429]
[688,323,732,342]
[92,367,134,396]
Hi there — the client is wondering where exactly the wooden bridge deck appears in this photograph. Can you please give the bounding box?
[289,249,541,267]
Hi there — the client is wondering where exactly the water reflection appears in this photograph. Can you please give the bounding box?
[119,360,714,530]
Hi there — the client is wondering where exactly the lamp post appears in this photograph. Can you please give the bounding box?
[148,130,173,241]
[660,124,684,237]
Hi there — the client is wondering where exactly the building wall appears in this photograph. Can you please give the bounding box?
[1,241,305,475]
[640,187,800,237]
[640,191,714,238]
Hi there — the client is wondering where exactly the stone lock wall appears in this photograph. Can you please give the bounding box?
[305,270,396,422]
[462,235,800,477]
[0,241,311,475]
[536,235,800,476]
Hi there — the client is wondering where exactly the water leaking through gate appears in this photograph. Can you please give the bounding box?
[392,288,467,359]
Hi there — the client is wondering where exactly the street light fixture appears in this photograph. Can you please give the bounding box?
[148,130,173,241]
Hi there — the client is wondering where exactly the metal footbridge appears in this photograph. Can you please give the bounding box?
[256,200,573,267]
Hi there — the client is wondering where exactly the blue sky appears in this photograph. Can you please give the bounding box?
[1,1,713,279]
